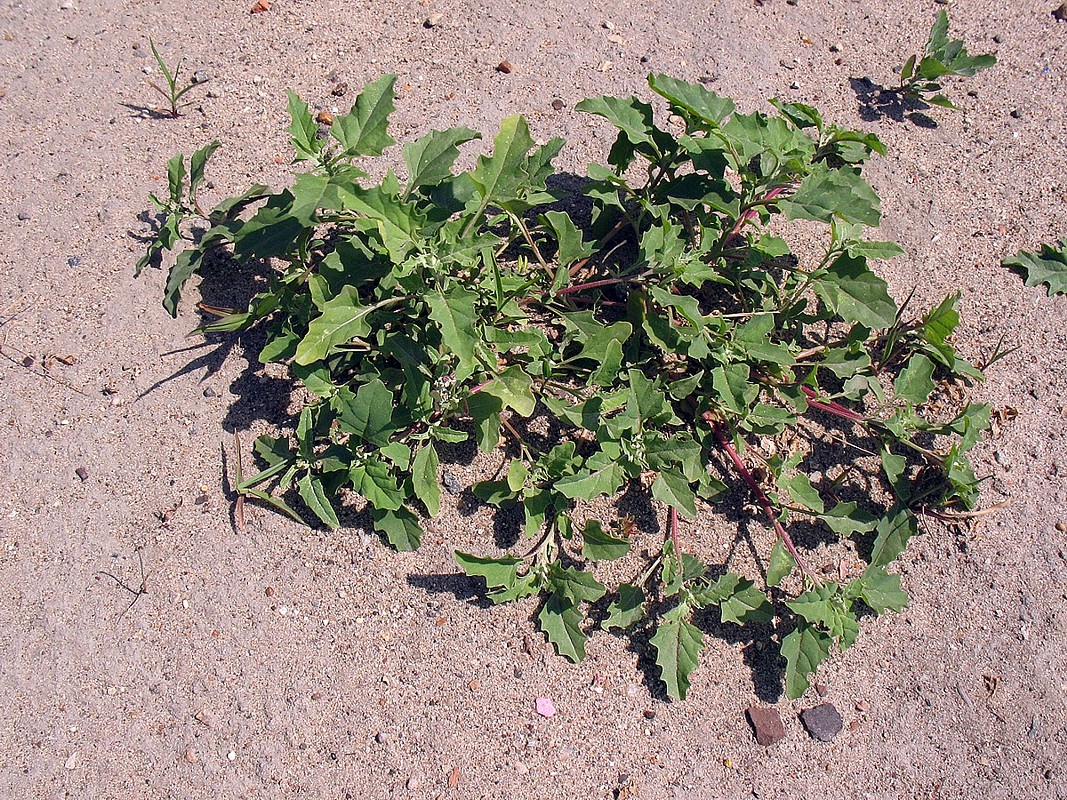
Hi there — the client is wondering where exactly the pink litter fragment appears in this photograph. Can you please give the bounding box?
[534,697,556,718]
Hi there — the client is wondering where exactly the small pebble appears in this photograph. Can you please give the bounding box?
[995,450,1010,465]
[468,678,480,691]
[1055,522,1066,532]
[191,70,210,84]
[406,775,421,790]
[1055,3,1067,22]
[496,60,513,74]
[786,0,797,4]
[184,748,198,764]
[67,255,81,268]
[829,43,841,53]
[375,731,393,744]
[746,706,786,746]
[535,697,556,717]
[227,750,236,762]
[1010,109,1022,119]
[17,210,30,221]
[668,113,685,126]
[75,467,89,481]
[800,704,843,742]
[815,682,829,697]
[992,33,1004,43]
[59,0,75,8]
[597,60,612,72]
[602,20,614,30]
[264,586,275,597]
[642,708,656,720]
[855,700,871,713]
[424,13,443,27]
[331,82,348,96]
[203,387,217,398]
[64,752,78,770]
[551,99,565,111]
[608,34,623,43]
[442,470,463,495]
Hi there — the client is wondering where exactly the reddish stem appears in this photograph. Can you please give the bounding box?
[726,186,788,242]
[711,421,819,583]
[554,275,638,296]
[799,385,866,423]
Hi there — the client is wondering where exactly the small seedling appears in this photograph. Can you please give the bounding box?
[145,38,205,118]
[1004,240,1067,296]
[896,11,996,108]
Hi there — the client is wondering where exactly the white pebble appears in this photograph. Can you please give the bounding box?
[64,752,78,770]
[227,750,236,762]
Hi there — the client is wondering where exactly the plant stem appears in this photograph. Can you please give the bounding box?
[799,385,866,423]
[710,421,821,585]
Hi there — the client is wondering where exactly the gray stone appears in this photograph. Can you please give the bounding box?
[800,703,843,741]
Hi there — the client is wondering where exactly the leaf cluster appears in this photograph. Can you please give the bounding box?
[139,73,992,701]
[897,11,996,108]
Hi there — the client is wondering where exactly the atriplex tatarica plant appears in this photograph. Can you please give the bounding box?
[139,74,993,700]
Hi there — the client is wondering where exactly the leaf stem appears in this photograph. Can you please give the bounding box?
[710,421,821,585]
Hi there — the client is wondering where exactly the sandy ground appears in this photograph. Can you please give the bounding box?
[0,0,1066,797]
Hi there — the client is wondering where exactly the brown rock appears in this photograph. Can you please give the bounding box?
[496,60,513,74]
[551,99,565,111]
[746,706,786,746]
[1054,3,1067,22]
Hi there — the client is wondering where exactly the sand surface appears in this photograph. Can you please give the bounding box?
[0,0,1065,797]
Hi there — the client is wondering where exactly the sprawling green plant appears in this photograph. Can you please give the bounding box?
[139,74,991,700]
[896,11,996,108]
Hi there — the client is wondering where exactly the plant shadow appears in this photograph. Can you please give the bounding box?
[850,77,938,128]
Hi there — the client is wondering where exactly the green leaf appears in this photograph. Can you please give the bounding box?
[603,583,647,630]
[555,461,625,501]
[372,506,422,551]
[481,365,536,417]
[426,288,481,381]
[538,594,587,662]
[718,580,773,624]
[1004,241,1067,296]
[650,605,705,701]
[781,621,834,699]
[854,565,909,614]
[548,564,607,605]
[469,114,537,205]
[162,248,202,317]
[781,163,881,227]
[712,363,758,416]
[895,354,937,405]
[187,140,220,205]
[331,74,397,157]
[334,379,395,445]
[298,472,340,528]
[767,538,796,587]
[818,502,878,536]
[403,127,481,194]
[648,73,736,126]
[814,254,897,329]
[782,473,824,513]
[286,90,324,162]
[544,210,595,267]
[454,551,522,588]
[411,443,440,517]
[787,584,859,648]
[651,469,698,519]
[581,520,630,561]
[575,94,658,149]
[295,290,402,365]
[350,457,403,511]
[870,508,918,567]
